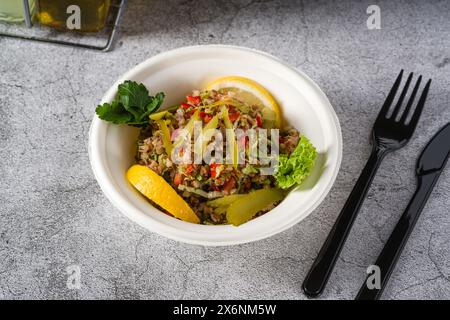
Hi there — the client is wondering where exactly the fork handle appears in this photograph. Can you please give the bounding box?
[302,146,387,297]
[355,172,439,300]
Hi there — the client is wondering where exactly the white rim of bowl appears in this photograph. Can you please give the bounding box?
[89,45,343,246]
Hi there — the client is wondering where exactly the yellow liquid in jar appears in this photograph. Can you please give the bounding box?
[37,0,111,32]
[0,0,36,23]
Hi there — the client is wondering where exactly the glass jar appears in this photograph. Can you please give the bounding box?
[37,0,111,32]
[0,0,36,23]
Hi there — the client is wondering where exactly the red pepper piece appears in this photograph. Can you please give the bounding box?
[185,164,194,174]
[174,173,183,186]
[256,114,262,128]
[228,111,240,123]
[186,95,201,105]
[203,114,213,123]
[210,163,219,178]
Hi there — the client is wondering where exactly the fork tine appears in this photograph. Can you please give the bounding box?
[390,72,413,120]
[377,70,403,120]
[400,75,422,123]
[408,79,431,129]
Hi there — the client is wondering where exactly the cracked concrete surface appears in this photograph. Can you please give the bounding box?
[0,0,449,300]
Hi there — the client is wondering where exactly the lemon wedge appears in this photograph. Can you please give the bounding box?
[206,76,282,128]
[126,165,200,224]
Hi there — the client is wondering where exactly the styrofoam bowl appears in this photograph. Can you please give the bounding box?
[89,45,342,246]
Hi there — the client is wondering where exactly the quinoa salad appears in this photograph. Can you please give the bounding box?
[96,77,317,226]
[136,89,301,224]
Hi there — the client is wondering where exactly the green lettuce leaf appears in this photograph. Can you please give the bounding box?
[274,136,317,189]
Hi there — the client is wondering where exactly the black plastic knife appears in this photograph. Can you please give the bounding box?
[356,122,450,300]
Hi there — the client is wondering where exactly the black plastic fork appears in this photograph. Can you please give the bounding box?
[302,70,432,298]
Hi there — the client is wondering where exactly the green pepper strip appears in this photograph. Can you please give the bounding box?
[173,109,201,149]
[156,119,173,157]
[149,104,180,121]
[201,114,220,155]
[221,106,238,168]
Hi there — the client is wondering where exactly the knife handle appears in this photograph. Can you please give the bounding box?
[355,172,439,300]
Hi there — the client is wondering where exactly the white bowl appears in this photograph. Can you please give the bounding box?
[89,45,342,246]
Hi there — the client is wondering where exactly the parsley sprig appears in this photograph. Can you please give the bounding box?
[95,80,165,127]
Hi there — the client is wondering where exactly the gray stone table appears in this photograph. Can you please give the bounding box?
[0,0,449,300]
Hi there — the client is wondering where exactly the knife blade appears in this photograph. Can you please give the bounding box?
[417,123,450,175]
[356,122,450,300]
